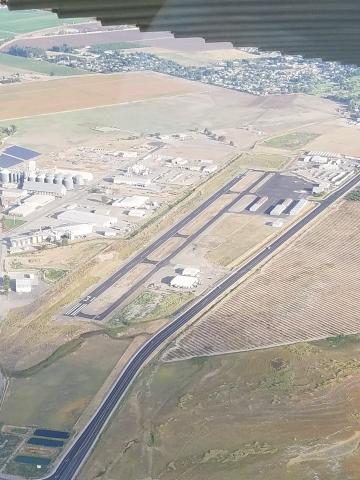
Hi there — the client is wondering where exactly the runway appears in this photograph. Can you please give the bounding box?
[64,171,248,319]
[30,172,359,480]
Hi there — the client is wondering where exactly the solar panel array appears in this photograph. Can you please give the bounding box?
[0,153,23,169]
[5,145,40,160]
[0,145,41,169]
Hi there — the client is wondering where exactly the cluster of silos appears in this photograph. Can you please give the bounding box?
[10,169,87,190]
[0,169,25,185]
[43,172,86,190]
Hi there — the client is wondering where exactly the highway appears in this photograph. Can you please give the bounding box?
[65,171,247,317]
[28,172,359,480]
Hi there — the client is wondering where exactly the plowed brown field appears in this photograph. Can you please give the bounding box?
[0,71,205,120]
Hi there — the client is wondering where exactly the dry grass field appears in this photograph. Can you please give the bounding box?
[134,47,258,66]
[80,338,360,480]
[0,334,131,431]
[0,72,206,120]
[163,199,360,361]
[9,239,110,272]
[204,213,279,267]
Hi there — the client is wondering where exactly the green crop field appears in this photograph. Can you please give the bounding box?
[1,216,26,232]
[0,9,86,40]
[264,131,319,150]
[0,53,89,75]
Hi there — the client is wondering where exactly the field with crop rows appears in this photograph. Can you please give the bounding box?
[163,200,360,361]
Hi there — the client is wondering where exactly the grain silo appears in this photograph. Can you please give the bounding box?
[63,175,74,190]
[45,173,55,184]
[36,173,46,183]
[54,174,64,185]
[0,169,10,184]
[74,174,85,186]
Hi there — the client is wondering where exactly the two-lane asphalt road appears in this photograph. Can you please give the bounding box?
[28,172,360,480]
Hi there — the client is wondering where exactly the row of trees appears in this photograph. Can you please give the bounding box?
[7,45,46,59]
[1,275,10,295]
[50,43,74,54]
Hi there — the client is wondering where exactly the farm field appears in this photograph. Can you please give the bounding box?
[2,28,230,51]
[0,334,131,431]
[263,131,320,150]
[132,46,259,66]
[0,86,339,154]
[79,337,360,480]
[163,199,360,361]
[0,9,85,41]
[0,53,88,76]
[0,71,206,121]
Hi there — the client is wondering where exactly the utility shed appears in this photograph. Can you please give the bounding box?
[170,275,199,289]
[15,278,32,293]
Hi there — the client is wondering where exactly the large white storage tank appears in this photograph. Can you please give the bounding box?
[63,175,74,190]
[73,174,85,186]
[54,174,64,185]
[45,173,55,184]
[36,173,46,183]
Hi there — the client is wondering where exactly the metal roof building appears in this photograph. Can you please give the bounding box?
[8,203,38,217]
[269,198,293,216]
[22,181,66,197]
[182,267,200,277]
[15,278,32,293]
[170,275,199,289]
[113,195,150,209]
[57,209,118,228]
[288,199,308,216]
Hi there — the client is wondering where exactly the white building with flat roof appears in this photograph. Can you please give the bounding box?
[170,275,199,289]
[112,176,152,188]
[8,203,37,217]
[127,209,147,217]
[24,194,55,207]
[202,164,218,175]
[113,195,150,209]
[57,209,117,228]
[51,223,95,240]
[15,278,32,293]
